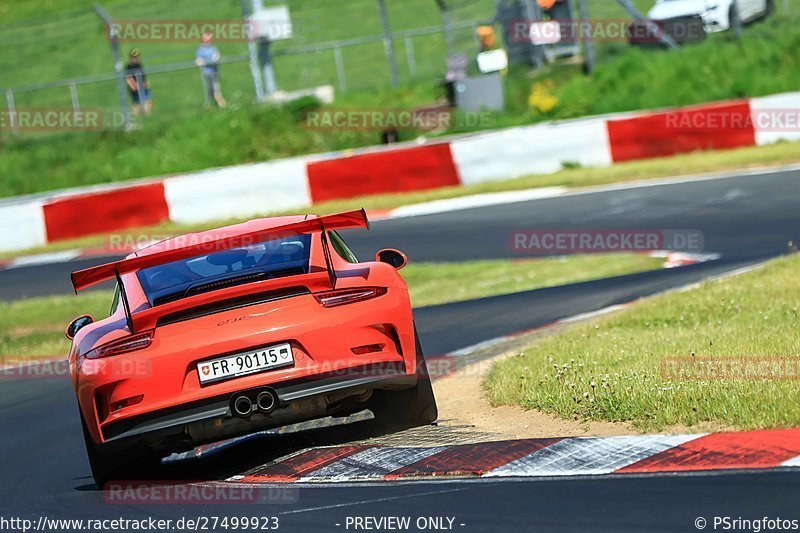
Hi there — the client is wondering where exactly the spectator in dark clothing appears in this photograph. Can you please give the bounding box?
[125,49,152,115]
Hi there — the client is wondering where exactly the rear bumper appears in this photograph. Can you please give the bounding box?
[78,284,417,445]
[99,362,414,453]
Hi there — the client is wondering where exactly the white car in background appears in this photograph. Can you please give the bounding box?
[648,0,774,33]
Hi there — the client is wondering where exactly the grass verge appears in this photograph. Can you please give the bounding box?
[3,138,800,261]
[0,254,662,361]
[484,253,800,431]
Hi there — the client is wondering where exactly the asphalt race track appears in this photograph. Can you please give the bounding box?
[1,168,799,531]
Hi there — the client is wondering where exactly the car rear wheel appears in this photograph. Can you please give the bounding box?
[80,415,160,488]
[370,328,438,430]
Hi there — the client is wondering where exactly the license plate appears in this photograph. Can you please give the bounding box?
[197,342,294,385]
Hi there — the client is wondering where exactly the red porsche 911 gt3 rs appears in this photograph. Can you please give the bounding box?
[66,209,437,485]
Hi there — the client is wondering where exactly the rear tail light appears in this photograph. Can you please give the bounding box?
[314,287,387,308]
[87,330,155,359]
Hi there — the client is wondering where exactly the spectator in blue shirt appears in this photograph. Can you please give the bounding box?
[195,33,226,108]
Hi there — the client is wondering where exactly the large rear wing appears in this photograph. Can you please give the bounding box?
[71,209,370,293]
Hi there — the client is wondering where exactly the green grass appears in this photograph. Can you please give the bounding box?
[0,290,113,361]
[1,1,798,198]
[4,137,800,260]
[0,254,662,361]
[484,253,800,431]
[405,255,662,308]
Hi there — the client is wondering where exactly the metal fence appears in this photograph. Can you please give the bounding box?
[0,0,495,133]
[1,0,796,135]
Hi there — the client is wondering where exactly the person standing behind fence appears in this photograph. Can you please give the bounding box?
[195,33,226,108]
[125,49,152,115]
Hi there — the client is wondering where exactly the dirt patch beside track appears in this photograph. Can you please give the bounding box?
[425,321,729,442]
[432,326,637,439]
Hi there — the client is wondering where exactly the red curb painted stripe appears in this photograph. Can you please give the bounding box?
[235,445,372,483]
[307,143,461,204]
[43,183,170,242]
[385,438,562,479]
[607,100,756,163]
[616,428,800,473]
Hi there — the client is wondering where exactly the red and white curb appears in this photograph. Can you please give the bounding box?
[227,428,800,484]
[0,249,84,269]
[369,187,568,221]
[649,250,721,269]
[2,91,799,253]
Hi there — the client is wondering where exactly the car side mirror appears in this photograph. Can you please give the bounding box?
[66,315,94,340]
[376,248,407,270]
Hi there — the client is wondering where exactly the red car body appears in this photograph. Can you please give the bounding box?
[67,210,437,484]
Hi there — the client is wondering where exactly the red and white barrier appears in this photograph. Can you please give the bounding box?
[163,157,313,225]
[451,116,613,184]
[606,100,756,162]
[1,91,797,252]
[750,92,800,146]
[0,201,47,251]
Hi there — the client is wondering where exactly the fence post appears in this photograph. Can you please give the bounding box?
[522,0,547,68]
[333,46,347,91]
[69,82,81,113]
[435,0,455,60]
[251,0,279,96]
[93,5,131,130]
[240,0,265,102]
[5,89,18,136]
[577,0,595,74]
[259,38,278,95]
[376,0,400,87]
[405,36,417,78]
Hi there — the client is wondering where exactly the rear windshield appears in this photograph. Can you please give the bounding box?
[137,234,312,306]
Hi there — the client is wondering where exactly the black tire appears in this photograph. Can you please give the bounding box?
[764,0,775,17]
[81,415,160,488]
[370,327,438,429]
